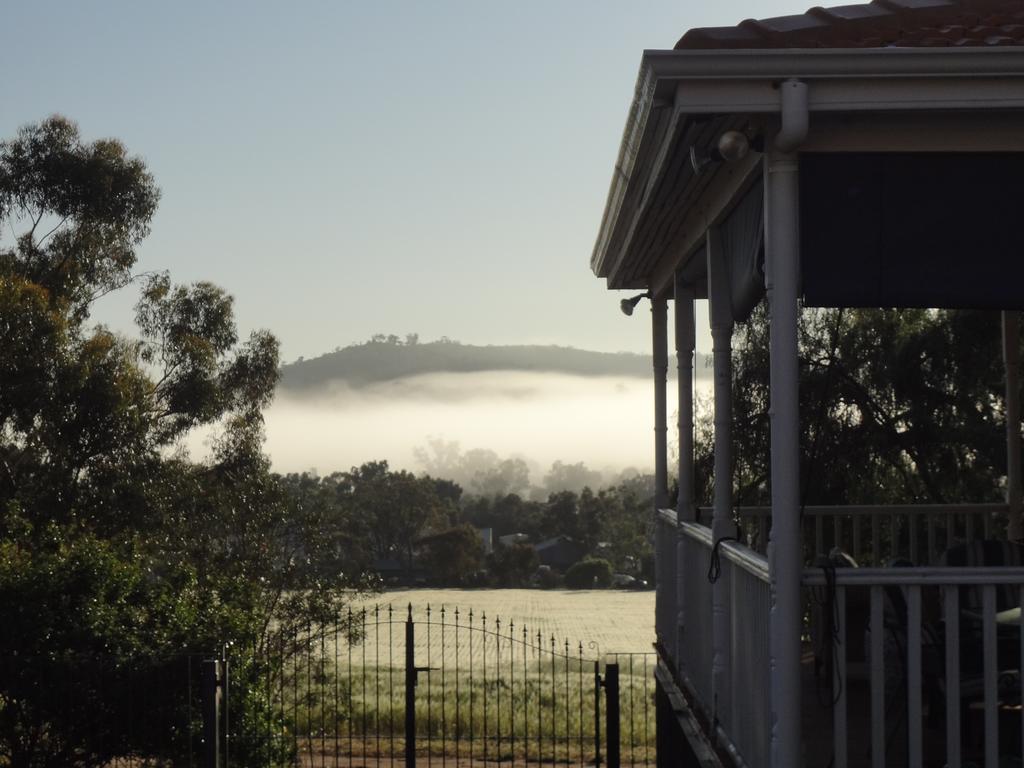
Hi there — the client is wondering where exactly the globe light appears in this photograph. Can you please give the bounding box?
[717,130,750,162]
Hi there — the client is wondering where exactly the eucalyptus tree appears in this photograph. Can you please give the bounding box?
[698,305,1008,511]
[0,116,370,767]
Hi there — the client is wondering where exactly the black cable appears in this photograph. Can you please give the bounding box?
[810,559,844,709]
[706,523,743,584]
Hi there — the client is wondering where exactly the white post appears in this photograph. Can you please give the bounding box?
[676,275,697,666]
[1002,311,1023,542]
[707,229,734,728]
[652,295,671,644]
[765,143,803,768]
[653,296,670,510]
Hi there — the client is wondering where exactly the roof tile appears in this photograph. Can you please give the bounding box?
[675,0,1024,49]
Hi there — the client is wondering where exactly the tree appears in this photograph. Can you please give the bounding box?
[542,460,604,495]
[341,460,447,574]
[413,439,533,497]
[0,116,371,766]
[418,524,484,585]
[564,557,613,589]
[699,305,1010,513]
[487,542,538,587]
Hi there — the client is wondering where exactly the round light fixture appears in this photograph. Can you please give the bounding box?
[717,131,750,162]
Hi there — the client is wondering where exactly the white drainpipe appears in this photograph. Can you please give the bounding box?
[765,78,808,768]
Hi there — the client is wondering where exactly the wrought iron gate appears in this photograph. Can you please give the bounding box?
[225,604,655,768]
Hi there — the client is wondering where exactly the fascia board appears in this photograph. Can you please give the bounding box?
[589,62,659,279]
[598,104,688,292]
[643,47,1024,81]
[675,77,1024,113]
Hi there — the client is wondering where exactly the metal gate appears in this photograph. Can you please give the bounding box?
[225,604,655,768]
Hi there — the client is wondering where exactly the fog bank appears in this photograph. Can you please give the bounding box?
[187,371,711,476]
[270,371,660,475]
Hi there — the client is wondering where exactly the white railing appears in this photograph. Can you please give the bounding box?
[671,520,771,767]
[724,504,1008,565]
[720,541,772,768]
[678,521,714,712]
[803,566,1024,768]
[655,509,678,651]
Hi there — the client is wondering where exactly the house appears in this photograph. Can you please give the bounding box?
[590,2,1024,766]
[534,535,585,571]
[498,532,530,548]
[479,526,494,555]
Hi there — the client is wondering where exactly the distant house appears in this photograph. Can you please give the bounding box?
[498,532,529,548]
[534,535,584,571]
[478,527,493,555]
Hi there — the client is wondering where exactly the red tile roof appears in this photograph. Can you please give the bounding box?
[676,0,1024,49]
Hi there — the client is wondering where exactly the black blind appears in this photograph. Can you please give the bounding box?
[800,152,1024,309]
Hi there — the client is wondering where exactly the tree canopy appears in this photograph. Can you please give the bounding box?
[0,116,372,767]
[696,304,1011,512]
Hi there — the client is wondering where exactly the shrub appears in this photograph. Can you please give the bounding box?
[564,557,613,589]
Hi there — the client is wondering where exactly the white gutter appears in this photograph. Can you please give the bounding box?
[642,46,1024,81]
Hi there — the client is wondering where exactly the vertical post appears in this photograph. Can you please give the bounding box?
[707,228,735,728]
[1003,311,1023,541]
[653,295,670,510]
[605,663,621,768]
[676,277,697,667]
[594,662,603,766]
[202,659,222,768]
[652,295,672,645]
[405,605,416,768]
[765,141,803,768]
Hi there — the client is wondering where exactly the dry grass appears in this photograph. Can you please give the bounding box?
[248,590,657,766]
[351,589,655,657]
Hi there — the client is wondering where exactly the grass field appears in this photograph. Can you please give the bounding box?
[246,589,658,766]
[353,588,656,655]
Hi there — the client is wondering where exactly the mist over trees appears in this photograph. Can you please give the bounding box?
[413,437,641,498]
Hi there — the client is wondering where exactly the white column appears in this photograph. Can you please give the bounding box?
[707,229,734,726]
[1003,311,1023,542]
[652,295,672,645]
[675,275,697,666]
[653,296,670,510]
[765,145,803,768]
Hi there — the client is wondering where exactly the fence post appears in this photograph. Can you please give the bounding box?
[605,663,621,768]
[405,605,416,768]
[202,658,222,768]
[594,662,603,766]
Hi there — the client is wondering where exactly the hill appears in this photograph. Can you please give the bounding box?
[279,338,709,390]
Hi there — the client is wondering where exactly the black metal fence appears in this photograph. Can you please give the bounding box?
[0,651,211,767]
[227,604,656,768]
[1,606,655,768]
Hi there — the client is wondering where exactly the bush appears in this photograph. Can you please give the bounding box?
[564,557,613,589]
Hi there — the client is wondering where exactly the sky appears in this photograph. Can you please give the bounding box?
[1,1,801,363]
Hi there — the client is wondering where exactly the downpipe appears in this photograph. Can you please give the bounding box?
[766,77,808,768]
[774,79,808,154]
